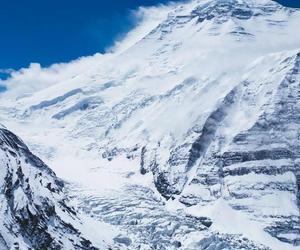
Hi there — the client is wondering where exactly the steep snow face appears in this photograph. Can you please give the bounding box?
[1,0,300,249]
[180,51,300,246]
[0,127,117,249]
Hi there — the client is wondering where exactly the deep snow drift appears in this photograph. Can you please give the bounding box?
[0,0,300,249]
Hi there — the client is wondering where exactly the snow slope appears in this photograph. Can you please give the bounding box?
[0,126,119,249]
[0,0,300,249]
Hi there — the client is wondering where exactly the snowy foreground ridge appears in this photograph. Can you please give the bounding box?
[1,0,300,249]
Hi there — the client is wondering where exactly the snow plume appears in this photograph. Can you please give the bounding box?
[0,53,108,99]
[0,2,177,100]
[0,68,14,75]
[108,3,175,54]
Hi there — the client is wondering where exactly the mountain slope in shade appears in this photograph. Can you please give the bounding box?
[0,126,118,249]
[0,0,300,249]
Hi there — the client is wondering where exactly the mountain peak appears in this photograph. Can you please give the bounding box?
[189,0,283,23]
[0,0,300,248]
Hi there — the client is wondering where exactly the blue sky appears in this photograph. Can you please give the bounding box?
[0,0,177,71]
[0,0,299,72]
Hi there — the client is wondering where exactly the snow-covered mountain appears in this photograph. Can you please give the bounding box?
[0,125,119,249]
[1,0,300,249]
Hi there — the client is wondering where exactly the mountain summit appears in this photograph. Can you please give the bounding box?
[1,0,300,249]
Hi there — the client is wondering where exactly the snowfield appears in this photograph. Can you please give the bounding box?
[0,0,300,249]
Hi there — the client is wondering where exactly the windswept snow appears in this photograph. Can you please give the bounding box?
[1,0,300,249]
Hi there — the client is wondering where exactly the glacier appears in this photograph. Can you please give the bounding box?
[0,0,300,249]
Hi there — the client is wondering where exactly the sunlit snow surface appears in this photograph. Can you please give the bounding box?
[1,0,300,249]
